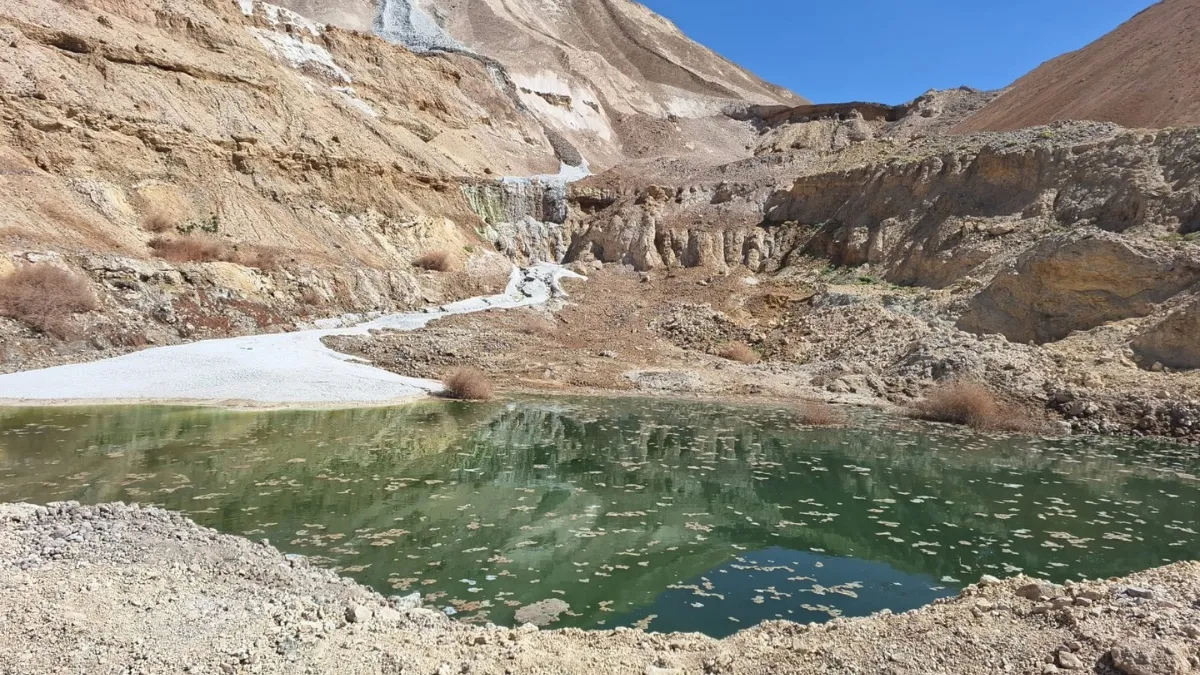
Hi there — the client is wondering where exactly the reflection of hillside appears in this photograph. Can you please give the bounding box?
[1,399,1199,631]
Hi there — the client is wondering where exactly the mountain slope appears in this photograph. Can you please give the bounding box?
[274,0,804,167]
[956,0,1200,133]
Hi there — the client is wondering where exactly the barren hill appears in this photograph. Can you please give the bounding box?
[274,0,804,167]
[956,0,1200,133]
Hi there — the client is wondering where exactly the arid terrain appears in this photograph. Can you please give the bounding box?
[2,0,1200,671]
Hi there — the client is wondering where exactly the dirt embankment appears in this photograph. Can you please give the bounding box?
[2,501,1197,675]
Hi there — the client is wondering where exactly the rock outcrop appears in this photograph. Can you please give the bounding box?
[958,231,1200,344]
[1132,296,1200,370]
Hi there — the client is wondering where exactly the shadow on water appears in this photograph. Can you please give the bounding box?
[1,397,1198,637]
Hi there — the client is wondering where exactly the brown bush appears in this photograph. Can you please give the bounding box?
[413,250,453,272]
[298,287,325,307]
[718,342,760,364]
[797,401,848,427]
[0,264,98,339]
[236,246,284,272]
[910,380,1045,433]
[141,210,176,234]
[148,235,233,263]
[441,367,494,401]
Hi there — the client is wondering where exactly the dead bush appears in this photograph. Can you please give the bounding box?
[441,367,494,401]
[910,380,1045,433]
[718,342,760,364]
[797,401,848,427]
[0,264,99,340]
[298,287,325,307]
[413,250,453,272]
[141,210,176,234]
[236,246,284,272]
[148,235,233,263]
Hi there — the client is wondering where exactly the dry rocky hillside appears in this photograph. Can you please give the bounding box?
[0,0,1199,447]
[956,0,1200,132]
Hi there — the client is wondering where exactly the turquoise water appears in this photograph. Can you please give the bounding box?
[1,398,1198,637]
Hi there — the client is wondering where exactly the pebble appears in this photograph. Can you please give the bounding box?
[1056,651,1084,670]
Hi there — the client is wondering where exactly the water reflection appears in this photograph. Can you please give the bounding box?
[1,398,1197,637]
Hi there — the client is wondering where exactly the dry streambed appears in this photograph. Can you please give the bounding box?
[1,502,1197,675]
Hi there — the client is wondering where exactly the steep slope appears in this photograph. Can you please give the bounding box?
[956,0,1200,133]
[273,0,804,168]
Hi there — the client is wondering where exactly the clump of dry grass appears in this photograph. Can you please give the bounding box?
[141,209,176,234]
[0,264,98,340]
[909,380,1045,433]
[718,342,760,364]
[441,367,494,401]
[236,246,284,272]
[148,235,233,263]
[148,236,284,271]
[796,401,848,427]
[413,250,453,272]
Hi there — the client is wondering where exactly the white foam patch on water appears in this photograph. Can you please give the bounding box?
[250,28,351,83]
[0,265,584,406]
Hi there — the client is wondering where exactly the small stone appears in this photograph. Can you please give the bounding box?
[344,604,371,624]
[644,667,679,675]
[979,575,1002,586]
[518,623,538,634]
[1185,626,1200,639]
[1031,603,1053,615]
[1074,597,1094,607]
[1016,583,1059,601]
[1057,651,1084,670]
[1123,587,1155,600]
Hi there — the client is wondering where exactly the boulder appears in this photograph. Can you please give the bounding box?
[959,231,1200,344]
[1132,296,1200,370]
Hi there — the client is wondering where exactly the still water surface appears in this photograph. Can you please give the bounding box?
[1,398,1198,637]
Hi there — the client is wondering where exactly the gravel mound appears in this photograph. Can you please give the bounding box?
[3,501,1198,674]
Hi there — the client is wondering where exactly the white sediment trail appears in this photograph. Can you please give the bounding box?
[0,265,583,407]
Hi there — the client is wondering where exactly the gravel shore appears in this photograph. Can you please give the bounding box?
[2,501,1197,674]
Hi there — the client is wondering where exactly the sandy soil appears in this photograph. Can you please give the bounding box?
[2,501,1197,675]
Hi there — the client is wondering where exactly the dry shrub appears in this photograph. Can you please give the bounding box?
[413,250,453,272]
[141,210,176,234]
[236,246,284,272]
[298,287,325,307]
[910,380,1044,433]
[148,235,233,263]
[0,264,98,340]
[718,342,760,364]
[797,401,848,427]
[441,367,493,401]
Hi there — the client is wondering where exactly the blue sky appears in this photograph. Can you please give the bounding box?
[639,0,1158,104]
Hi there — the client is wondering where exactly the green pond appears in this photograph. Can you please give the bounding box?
[1,398,1198,638]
